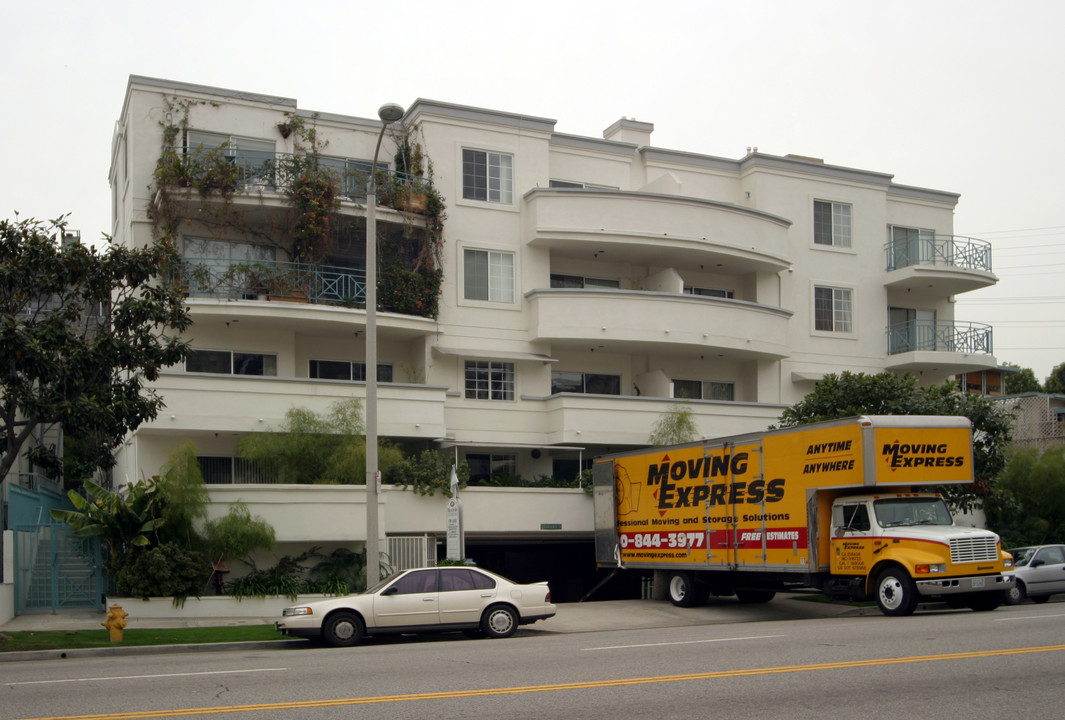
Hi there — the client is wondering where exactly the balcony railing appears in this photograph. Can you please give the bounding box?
[885,235,992,273]
[168,147,434,207]
[886,320,993,355]
[174,258,367,306]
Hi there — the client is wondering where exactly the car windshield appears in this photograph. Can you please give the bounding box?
[364,571,405,595]
[873,497,953,528]
[1008,548,1035,566]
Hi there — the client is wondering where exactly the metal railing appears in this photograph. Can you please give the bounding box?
[885,234,992,273]
[169,147,434,204]
[174,258,367,306]
[886,320,993,355]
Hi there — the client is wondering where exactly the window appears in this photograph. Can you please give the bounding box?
[684,287,734,299]
[552,371,621,395]
[464,249,514,303]
[196,456,274,484]
[185,130,275,187]
[813,200,851,248]
[465,361,514,400]
[673,379,735,401]
[187,350,277,376]
[317,156,386,198]
[440,568,495,591]
[466,453,516,483]
[309,360,393,382]
[814,286,853,333]
[463,149,513,203]
[553,458,593,482]
[888,225,938,268]
[550,273,620,289]
[548,180,618,190]
[390,569,438,594]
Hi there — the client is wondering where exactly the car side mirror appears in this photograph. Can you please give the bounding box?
[1030,558,1045,568]
[381,586,398,596]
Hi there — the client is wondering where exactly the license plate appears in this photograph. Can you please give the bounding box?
[972,578,985,588]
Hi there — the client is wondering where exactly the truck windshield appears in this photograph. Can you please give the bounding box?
[873,497,953,528]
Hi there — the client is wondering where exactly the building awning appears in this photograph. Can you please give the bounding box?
[436,440,585,452]
[432,347,558,363]
[791,371,825,383]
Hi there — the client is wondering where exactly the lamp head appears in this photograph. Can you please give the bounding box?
[378,103,405,124]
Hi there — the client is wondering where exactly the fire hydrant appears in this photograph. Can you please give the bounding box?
[102,604,128,643]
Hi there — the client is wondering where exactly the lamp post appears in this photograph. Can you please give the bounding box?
[365,102,405,587]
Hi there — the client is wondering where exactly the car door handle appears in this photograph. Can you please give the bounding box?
[423,597,436,602]
[481,593,493,597]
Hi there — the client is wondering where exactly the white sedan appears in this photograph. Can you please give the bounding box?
[276,566,556,646]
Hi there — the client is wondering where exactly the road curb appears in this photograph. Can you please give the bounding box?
[0,639,309,663]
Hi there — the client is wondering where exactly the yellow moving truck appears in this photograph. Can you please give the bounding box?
[593,415,1014,616]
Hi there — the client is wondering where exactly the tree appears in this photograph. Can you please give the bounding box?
[0,215,191,486]
[648,404,699,446]
[984,445,1065,547]
[236,398,403,484]
[777,372,1014,511]
[1003,363,1042,394]
[1045,362,1065,395]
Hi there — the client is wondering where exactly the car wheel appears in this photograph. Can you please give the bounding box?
[1031,594,1051,604]
[875,568,918,616]
[1005,581,1027,605]
[668,572,701,608]
[735,589,776,604]
[481,605,518,639]
[322,611,365,647]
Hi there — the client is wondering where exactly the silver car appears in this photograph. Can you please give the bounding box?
[276,566,555,647]
[1005,545,1065,604]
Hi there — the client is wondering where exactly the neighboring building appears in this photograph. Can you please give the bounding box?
[995,393,1065,451]
[108,76,998,594]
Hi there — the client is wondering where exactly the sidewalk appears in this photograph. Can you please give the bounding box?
[0,596,870,662]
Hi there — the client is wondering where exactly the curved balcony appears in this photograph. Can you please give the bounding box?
[884,235,997,295]
[884,320,997,374]
[526,288,792,358]
[523,188,791,273]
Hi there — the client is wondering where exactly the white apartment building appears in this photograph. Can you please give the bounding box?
[108,76,998,595]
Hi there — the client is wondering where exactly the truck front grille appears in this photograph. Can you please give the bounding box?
[950,536,998,564]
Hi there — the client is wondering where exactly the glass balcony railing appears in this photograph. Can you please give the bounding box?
[885,235,992,273]
[173,258,367,307]
[886,320,993,355]
[168,147,434,207]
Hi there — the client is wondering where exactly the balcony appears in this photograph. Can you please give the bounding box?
[884,235,996,295]
[526,288,792,358]
[884,320,997,374]
[141,372,448,440]
[173,257,439,319]
[523,189,791,273]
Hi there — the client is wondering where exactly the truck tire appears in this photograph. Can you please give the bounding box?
[668,572,701,607]
[875,568,918,616]
[735,589,776,604]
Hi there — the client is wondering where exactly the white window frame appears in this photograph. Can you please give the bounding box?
[813,285,854,334]
[814,200,852,248]
[463,248,515,303]
[463,148,513,204]
[465,360,515,401]
[308,359,393,382]
[186,349,278,376]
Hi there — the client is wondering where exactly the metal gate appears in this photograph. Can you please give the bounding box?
[13,522,105,613]
[387,535,438,571]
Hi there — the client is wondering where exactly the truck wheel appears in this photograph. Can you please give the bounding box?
[875,568,918,616]
[735,589,776,604]
[668,572,701,607]
[966,592,1003,612]
[1005,581,1027,605]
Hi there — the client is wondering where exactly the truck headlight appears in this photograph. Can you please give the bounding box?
[1003,558,1013,569]
[915,564,946,574]
[282,607,313,617]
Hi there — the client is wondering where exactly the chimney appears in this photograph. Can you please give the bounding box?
[603,117,653,146]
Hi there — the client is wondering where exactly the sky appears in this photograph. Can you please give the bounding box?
[3,0,1062,382]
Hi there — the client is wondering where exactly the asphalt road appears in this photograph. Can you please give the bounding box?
[3,600,1063,719]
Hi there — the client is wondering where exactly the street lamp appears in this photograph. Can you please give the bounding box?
[365,102,404,587]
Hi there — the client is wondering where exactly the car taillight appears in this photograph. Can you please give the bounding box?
[545,590,552,602]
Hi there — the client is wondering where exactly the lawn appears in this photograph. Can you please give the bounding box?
[0,625,287,653]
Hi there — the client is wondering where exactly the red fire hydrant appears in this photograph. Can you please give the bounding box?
[102,604,128,643]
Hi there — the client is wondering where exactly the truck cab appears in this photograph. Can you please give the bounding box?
[830,493,1013,615]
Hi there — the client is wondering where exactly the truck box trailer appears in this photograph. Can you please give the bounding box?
[593,415,1013,616]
